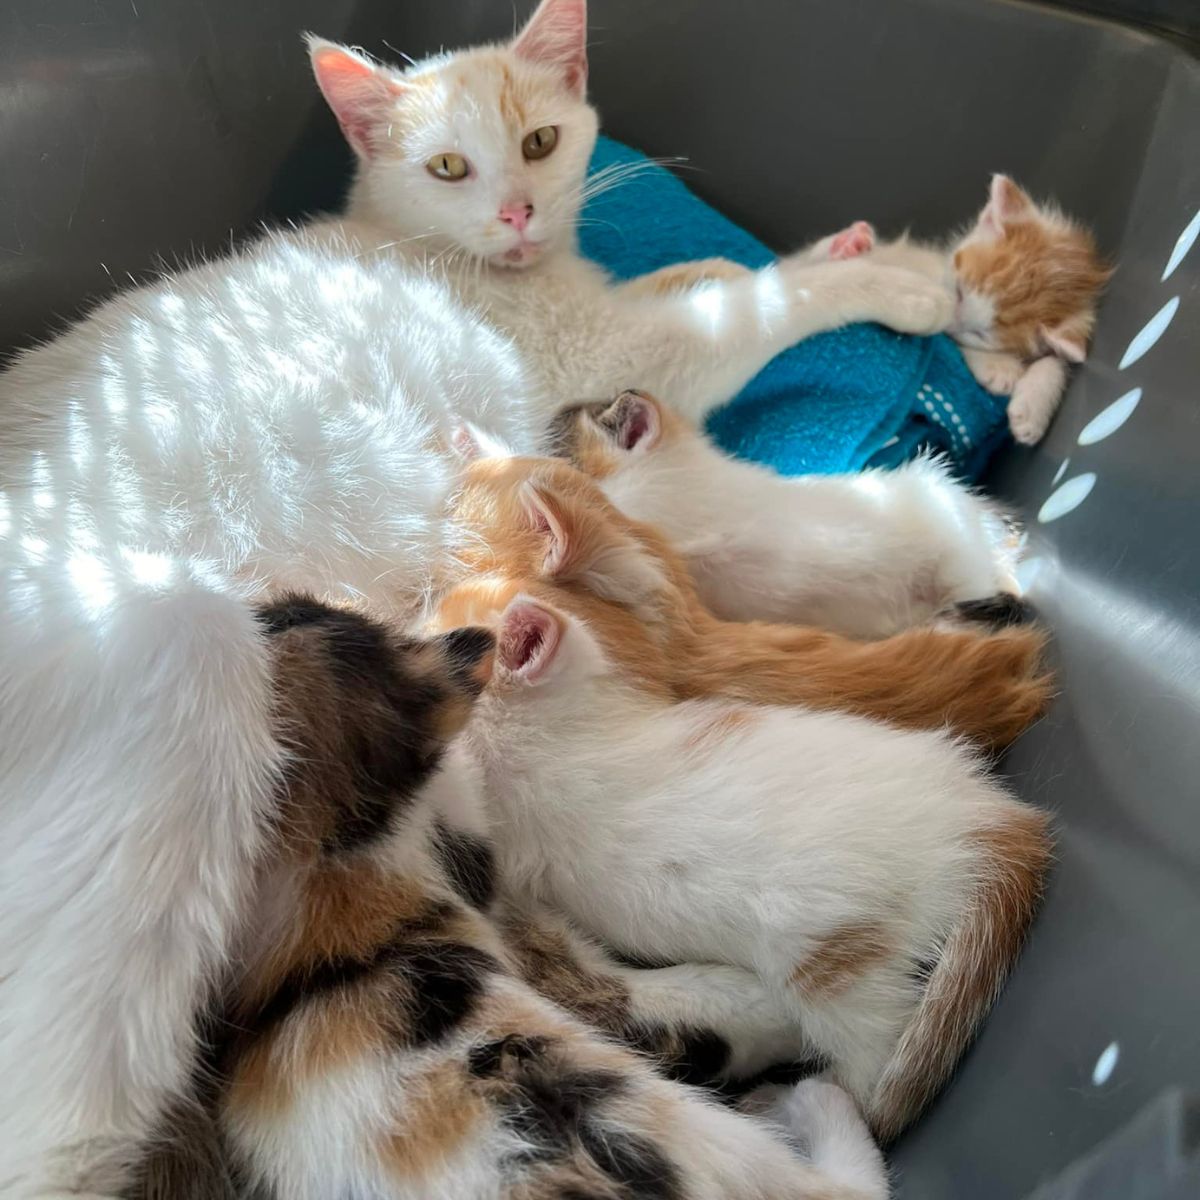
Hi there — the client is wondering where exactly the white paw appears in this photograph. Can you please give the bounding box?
[1008,396,1052,445]
[976,358,1026,395]
[781,1079,865,1146]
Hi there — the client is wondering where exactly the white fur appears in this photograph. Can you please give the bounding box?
[593,417,1017,636]
[468,596,1028,1109]
[0,1,1008,1189]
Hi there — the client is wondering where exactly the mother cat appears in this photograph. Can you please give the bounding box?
[0,0,1020,1194]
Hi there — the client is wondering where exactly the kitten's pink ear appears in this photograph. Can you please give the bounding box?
[520,482,574,576]
[595,390,661,453]
[512,0,588,96]
[1040,316,1091,363]
[976,174,1034,236]
[498,599,564,683]
[308,37,404,159]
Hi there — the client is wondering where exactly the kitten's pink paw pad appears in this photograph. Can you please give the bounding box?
[828,222,876,261]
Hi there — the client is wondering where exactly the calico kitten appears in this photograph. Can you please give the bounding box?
[432,473,1052,1141]
[810,175,1111,444]
[139,594,888,1200]
[543,389,1024,641]
[445,443,1051,753]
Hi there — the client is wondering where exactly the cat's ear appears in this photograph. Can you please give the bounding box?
[979,174,1035,235]
[308,37,405,159]
[520,482,578,576]
[1040,314,1092,363]
[593,390,662,454]
[497,598,565,684]
[512,0,588,96]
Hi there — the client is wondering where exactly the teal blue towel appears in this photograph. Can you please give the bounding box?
[578,136,1011,479]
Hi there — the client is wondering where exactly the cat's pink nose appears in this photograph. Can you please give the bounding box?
[498,202,534,232]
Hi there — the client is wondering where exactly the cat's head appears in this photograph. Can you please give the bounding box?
[543,389,684,479]
[433,454,697,696]
[950,175,1111,361]
[309,0,597,268]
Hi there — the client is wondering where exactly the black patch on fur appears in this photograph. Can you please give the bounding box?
[437,626,495,695]
[399,941,497,1045]
[627,1023,731,1087]
[955,593,1034,628]
[468,1033,552,1079]
[577,1124,683,1200]
[244,904,497,1049]
[433,820,496,910]
[711,1053,832,1101]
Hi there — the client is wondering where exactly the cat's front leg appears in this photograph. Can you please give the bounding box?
[635,257,953,422]
[616,256,751,299]
[1007,356,1069,445]
[961,346,1026,395]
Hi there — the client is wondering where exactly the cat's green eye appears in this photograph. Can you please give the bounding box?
[522,126,559,161]
[427,152,470,181]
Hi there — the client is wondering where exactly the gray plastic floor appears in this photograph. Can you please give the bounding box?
[1,1,1197,1196]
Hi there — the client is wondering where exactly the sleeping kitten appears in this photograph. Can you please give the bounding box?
[139,594,888,1200]
[432,465,1052,1140]
[808,175,1110,444]
[447,444,1052,753]
[544,389,1022,639]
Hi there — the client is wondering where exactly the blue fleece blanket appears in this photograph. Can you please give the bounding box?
[578,136,1010,479]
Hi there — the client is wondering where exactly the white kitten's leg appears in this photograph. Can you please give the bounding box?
[961,346,1027,395]
[0,572,280,1198]
[627,257,953,422]
[749,1080,890,1200]
[1007,355,1070,445]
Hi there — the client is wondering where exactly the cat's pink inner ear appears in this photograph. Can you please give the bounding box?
[989,174,1034,223]
[512,0,588,95]
[498,600,563,682]
[520,483,571,575]
[601,390,661,453]
[1040,321,1089,363]
[309,40,402,159]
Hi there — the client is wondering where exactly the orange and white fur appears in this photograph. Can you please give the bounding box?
[808,176,1110,444]
[434,458,1052,1140]
[0,1,1031,1193]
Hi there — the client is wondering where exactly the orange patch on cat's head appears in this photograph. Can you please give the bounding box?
[952,176,1111,361]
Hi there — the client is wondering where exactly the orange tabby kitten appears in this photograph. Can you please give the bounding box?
[813,175,1111,443]
[444,452,1052,753]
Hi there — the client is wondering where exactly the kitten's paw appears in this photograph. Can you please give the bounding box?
[1008,394,1053,444]
[975,357,1026,395]
[828,221,876,261]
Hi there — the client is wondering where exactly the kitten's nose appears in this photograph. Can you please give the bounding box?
[498,201,534,232]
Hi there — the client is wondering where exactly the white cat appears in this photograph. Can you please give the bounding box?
[0,0,1018,1192]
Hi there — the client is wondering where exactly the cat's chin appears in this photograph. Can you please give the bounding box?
[491,242,547,269]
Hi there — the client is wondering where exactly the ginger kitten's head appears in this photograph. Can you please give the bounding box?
[309,0,597,268]
[434,454,704,696]
[950,175,1111,362]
